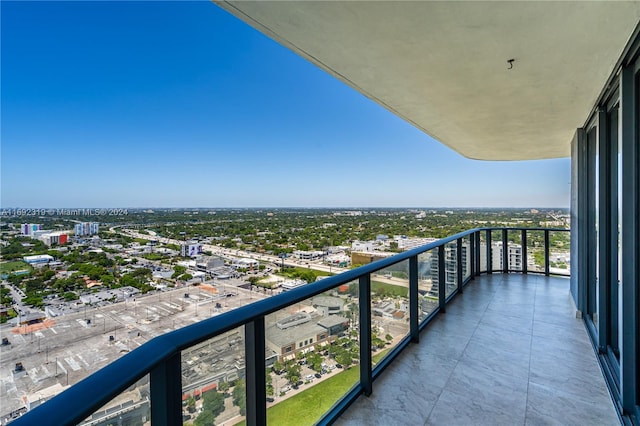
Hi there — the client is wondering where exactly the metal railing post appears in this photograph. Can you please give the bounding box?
[438,245,446,312]
[359,274,372,396]
[245,317,266,426]
[470,233,476,277]
[456,238,463,293]
[409,256,419,343]
[502,229,508,273]
[150,352,182,426]
[486,229,492,274]
[544,229,550,276]
[521,229,528,274]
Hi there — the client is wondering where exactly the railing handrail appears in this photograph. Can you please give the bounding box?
[11,227,569,425]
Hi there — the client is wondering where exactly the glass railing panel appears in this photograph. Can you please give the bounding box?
[81,375,150,425]
[548,230,570,275]
[418,250,438,323]
[264,280,359,425]
[462,236,471,281]
[479,232,488,273]
[527,230,545,273]
[490,230,503,271]
[507,230,523,272]
[444,242,457,298]
[371,260,410,368]
[181,327,245,425]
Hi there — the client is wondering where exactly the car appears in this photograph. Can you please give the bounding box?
[335,364,343,369]
[314,373,322,379]
[305,374,315,381]
[266,397,275,403]
[292,385,299,390]
[296,380,303,386]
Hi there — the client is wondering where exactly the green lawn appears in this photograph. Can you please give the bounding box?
[235,366,360,426]
[371,281,409,298]
[234,349,394,426]
[0,261,31,274]
[372,347,391,364]
[0,308,17,324]
[280,266,334,278]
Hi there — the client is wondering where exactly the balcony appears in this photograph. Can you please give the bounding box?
[9,227,614,426]
[336,274,617,425]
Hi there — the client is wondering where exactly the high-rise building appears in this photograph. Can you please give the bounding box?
[74,222,99,236]
[430,241,469,292]
[21,224,42,236]
[479,242,523,271]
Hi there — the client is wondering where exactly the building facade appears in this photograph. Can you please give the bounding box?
[74,222,99,236]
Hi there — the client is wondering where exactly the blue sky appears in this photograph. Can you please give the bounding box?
[1,1,570,208]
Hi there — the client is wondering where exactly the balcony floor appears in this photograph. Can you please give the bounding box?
[336,274,619,426]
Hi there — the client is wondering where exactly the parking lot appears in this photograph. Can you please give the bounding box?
[0,283,268,418]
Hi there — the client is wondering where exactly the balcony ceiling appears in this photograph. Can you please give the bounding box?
[215,1,640,160]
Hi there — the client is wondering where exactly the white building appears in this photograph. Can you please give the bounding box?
[395,236,437,251]
[281,279,307,291]
[38,231,71,246]
[325,253,350,267]
[351,241,374,252]
[293,250,324,260]
[181,242,202,257]
[430,242,470,292]
[21,223,42,236]
[479,242,523,271]
[231,258,259,270]
[74,222,99,236]
[23,254,54,265]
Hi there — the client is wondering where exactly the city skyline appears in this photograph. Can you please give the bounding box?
[1,1,571,209]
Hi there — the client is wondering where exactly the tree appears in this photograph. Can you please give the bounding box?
[194,411,214,426]
[299,270,316,283]
[336,351,353,367]
[99,274,115,287]
[218,381,230,394]
[306,352,323,372]
[247,276,262,285]
[266,372,274,396]
[272,360,284,374]
[0,287,13,306]
[284,362,301,385]
[232,380,246,416]
[22,295,43,308]
[171,265,186,279]
[194,389,225,426]
[186,396,196,413]
[63,292,78,301]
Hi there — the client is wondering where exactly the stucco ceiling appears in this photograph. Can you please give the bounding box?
[215,1,640,160]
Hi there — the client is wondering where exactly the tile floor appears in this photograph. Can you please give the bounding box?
[335,274,619,426]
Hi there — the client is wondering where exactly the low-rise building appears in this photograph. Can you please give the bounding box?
[311,295,344,316]
[281,279,306,291]
[23,383,70,411]
[196,256,225,272]
[351,251,393,265]
[23,254,54,265]
[231,258,259,270]
[293,250,324,260]
[351,241,374,252]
